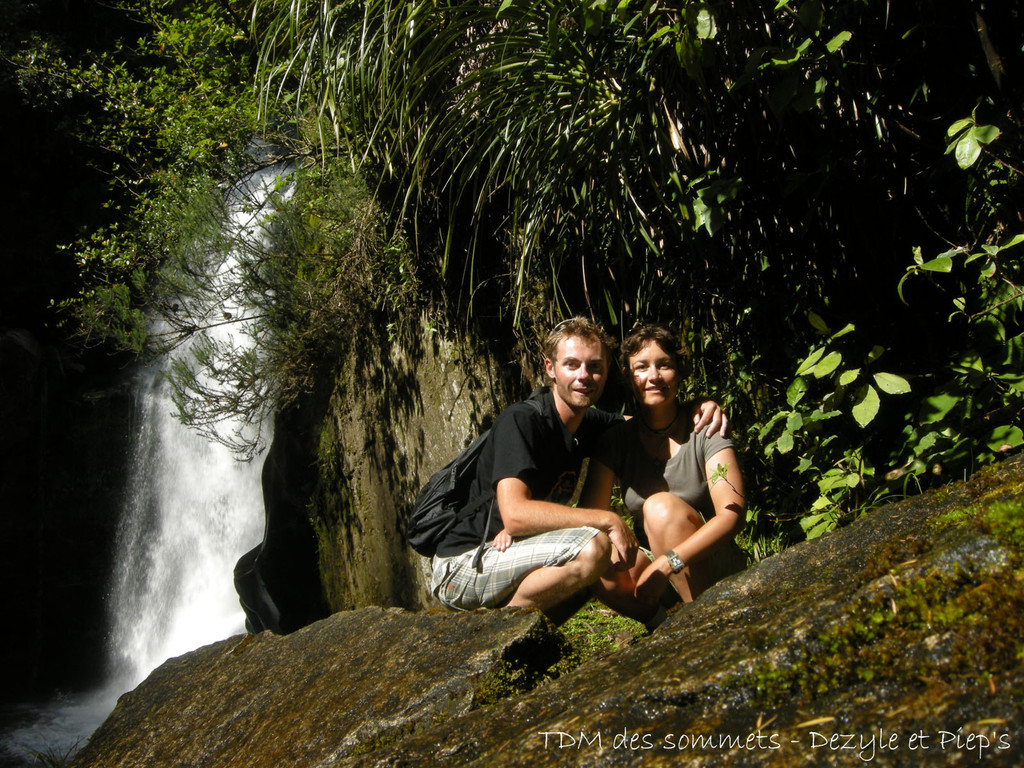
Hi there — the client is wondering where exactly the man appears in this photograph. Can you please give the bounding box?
[430,317,725,622]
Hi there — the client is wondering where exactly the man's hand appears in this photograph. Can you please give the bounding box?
[602,513,638,570]
[692,400,728,438]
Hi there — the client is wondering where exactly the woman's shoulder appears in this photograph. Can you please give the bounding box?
[689,424,734,456]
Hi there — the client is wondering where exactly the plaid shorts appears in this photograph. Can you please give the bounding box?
[431,527,600,611]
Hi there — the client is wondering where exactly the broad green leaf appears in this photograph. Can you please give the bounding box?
[808,311,829,334]
[998,233,1024,251]
[915,431,940,453]
[919,391,960,424]
[838,368,860,387]
[986,425,1023,451]
[873,372,911,394]
[954,132,981,169]
[777,431,795,454]
[758,410,789,440]
[946,117,972,138]
[805,409,841,423]
[787,376,808,406]
[802,509,836,539]
[795,346,825,376]
[695,8,717,39]
[786,412,804,432]
[813,350,842,378]
[851,384,880,426]
[920,255,953,272]
[974,124,1001,145]
[826,31,852,53]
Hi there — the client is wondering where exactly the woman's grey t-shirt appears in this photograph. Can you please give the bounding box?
[592,419,733,522]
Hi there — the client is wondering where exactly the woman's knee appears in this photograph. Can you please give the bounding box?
[643,493,702,537]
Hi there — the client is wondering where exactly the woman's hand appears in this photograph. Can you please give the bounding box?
[634,557,672,604]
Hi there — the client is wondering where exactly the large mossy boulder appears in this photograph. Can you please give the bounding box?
[75,455,1024,767]
[69,608,565,768]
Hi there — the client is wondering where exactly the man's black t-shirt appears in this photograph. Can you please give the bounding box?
[434,389,622,557]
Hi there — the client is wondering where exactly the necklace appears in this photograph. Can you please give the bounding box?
[639,407,680,436]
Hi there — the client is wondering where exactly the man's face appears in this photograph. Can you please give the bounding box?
[545,334,608,413]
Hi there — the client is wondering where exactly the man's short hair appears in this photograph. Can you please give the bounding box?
[542,316,615,362]
[619,323,690,372]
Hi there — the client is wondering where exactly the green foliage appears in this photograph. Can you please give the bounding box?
[246,0,1024,533]
[758,317,911,536]
[12,0,1018,528]
[894,234,1024,481]
[15,1,263,348]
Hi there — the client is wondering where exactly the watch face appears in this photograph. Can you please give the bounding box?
[667,550,684,573]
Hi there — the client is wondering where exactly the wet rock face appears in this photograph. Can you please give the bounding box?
[69,608,565,768]
[74,456,1024,768]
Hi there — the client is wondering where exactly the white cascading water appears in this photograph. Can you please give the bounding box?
[1,162,290,764]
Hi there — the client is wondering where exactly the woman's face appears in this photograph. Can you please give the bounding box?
[628,340,680,407]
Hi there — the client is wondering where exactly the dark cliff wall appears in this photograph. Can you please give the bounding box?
[1,330,134,703]
[245,313,525,621]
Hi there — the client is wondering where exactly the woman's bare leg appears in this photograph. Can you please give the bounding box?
[641,493,708,601]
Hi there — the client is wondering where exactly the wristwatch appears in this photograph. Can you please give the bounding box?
[666,549,686,573]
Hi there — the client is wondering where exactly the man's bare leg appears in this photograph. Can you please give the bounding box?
[506,534,612,618]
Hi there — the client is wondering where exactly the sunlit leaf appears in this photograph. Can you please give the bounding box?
[920,255,953,272]
[919,391,960,424]
[954,132,982,168]
[986,426,1023,451]
[873,372,910,394]
[813,350,842,378]
[946,117,972,138]
[838,368,860,387]
[796,347,825,376]
[851,384,880,426]
[777,431,795,454]
[826,31,852,53]
[787,377,808,407]
[974,124,1001,145]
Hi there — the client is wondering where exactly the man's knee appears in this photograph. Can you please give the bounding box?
[573,532,612,578]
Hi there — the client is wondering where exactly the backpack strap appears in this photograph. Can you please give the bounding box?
[468,395,545,571]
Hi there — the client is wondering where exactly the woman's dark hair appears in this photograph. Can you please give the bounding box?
[619,324,690,372]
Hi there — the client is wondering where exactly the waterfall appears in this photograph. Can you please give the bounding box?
[1,161,290,764]
[106,365,266,689]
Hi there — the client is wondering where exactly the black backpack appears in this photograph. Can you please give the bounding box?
[406,398,543,559]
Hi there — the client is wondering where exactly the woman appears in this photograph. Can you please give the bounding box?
[581,324,746,626]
